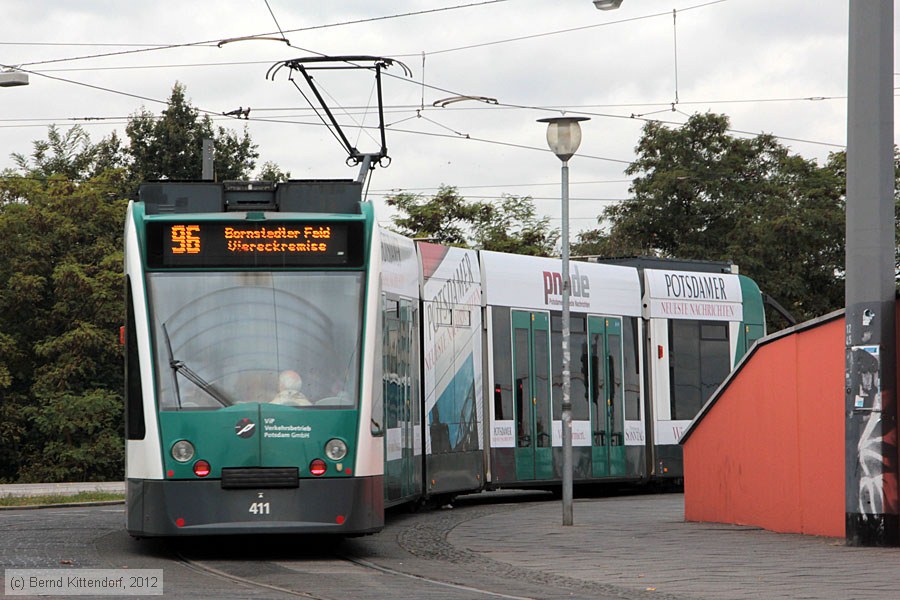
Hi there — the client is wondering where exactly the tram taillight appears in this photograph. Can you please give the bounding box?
[309,459,327,476]
[193,460,211,477]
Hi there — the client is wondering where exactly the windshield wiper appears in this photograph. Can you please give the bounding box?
[162,323,232,407]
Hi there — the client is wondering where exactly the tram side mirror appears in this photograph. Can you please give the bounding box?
[371,418,384,437]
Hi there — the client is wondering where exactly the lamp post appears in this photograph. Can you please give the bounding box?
[538,116,589,526]
[0,69,28,88]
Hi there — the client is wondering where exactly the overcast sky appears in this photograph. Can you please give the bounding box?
[0,1,885,234]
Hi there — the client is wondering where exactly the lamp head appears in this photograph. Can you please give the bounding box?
[593,0,624,10]
[0,70,28,87]
[537,117,590,162]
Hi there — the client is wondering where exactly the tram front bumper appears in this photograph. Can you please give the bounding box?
[126,475,384,537]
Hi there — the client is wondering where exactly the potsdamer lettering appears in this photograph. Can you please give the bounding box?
[663,273,728,300]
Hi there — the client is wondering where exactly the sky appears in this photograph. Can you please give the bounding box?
[0,1,882,236]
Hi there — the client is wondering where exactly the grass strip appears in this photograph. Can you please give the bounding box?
[0,491,125,507]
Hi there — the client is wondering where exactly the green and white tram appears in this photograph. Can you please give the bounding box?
[124,180,385,536]
[123,179,768,537]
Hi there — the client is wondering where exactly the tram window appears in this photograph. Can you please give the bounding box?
[669,320,730,420]
[148,272,364,410]
[436,307,452,326]
[514,328,532,448]
[385,320,400,429]
[701,322,728,341]
[409,306,421,427]
[608,332,622,402]
[550,316,585,333]
[534,326,551,447]
[491,308,513,421]
[454,309,471,328]
[384,297,399,317]
[700,324,731,400]
[551,316,589,421]
[623,318,641,420]
[125,278,145,440]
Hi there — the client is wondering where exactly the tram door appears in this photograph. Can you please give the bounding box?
[512,310,553,481]
[589,316,626,477]
[384,298,419,502]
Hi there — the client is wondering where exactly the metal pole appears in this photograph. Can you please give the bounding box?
[201,139,214,181]
[845,0,898,547]
[561,159,573,526]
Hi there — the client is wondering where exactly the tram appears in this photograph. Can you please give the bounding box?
[124,179,765,537]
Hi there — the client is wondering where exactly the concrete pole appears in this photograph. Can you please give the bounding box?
[201,139,214,181]
[561,160,574,526]
[845,0,898,547]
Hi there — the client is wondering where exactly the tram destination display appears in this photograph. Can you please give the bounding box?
[146,221,363,267]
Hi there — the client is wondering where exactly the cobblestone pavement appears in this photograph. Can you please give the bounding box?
[450,492,900,600]
[2,489,900,599]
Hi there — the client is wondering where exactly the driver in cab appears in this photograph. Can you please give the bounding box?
[271,369,312,406]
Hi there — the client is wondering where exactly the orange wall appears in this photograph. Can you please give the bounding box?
[683,317,845,537]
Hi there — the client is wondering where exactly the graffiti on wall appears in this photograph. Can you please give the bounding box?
[847,313,899,520]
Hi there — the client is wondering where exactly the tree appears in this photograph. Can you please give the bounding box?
[471,195,558,256]
[256,160,291,182]
[575,112,847,327]
[0,96,290,481]
[386,186,481,245]
[386,186,558,256]
[10,125,126,184]
[1,128,127,482]
[126,82,259,183]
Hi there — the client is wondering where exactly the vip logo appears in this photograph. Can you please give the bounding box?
[235,418,256,438]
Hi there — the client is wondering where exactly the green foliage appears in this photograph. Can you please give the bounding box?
[386,185,480,245]
[386,186,558,256]
[18,390,123,482]
[575,112,847,327]
[256,161,291,182]
[0,83,290,483]
[471,195,558,256]
[0,168,126,482]
[126,82,259,183]
[0,490,124,506]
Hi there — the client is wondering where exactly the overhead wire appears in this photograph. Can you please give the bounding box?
[2,0,847,181]
[11,1,510,68]
[4,0,844,151]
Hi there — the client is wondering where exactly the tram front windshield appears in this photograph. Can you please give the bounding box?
[148,272,364,410]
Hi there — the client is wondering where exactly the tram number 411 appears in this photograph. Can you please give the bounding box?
[249,501,271,515]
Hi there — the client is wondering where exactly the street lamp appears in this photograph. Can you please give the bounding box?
[538,115,589,526]
[0,69,28,88]
[593,0,624,10]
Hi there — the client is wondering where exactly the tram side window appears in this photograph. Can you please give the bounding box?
[668,320,730,420]
[408,304,421,428]
[623,318,640,421]
[125,277,145,440]
[384,310,400,430]
[551,315,589,421]
[491,308,513,421]
[514,328,531,447]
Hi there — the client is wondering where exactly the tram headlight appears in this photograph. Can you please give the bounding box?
[171,440,195,463]
[324,438,348,461]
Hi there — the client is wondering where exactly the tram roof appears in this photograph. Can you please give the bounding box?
[479,250,642,317]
